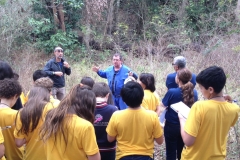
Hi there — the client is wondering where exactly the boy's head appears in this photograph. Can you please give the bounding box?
[121,81,144,108]
[34,77,53,92]
[0,79,22,104]
[33,70,48,82]
[196,66,226,95]
[0,61,14,80]
[92,82,110,98]
[80,76,95,88]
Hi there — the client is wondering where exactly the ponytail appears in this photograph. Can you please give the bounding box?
[181,81,194,107]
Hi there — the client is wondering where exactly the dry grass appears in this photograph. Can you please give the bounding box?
[7,34,240,160]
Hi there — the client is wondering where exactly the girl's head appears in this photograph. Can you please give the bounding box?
[65,84,96,122]
[0,61,14,80]
[176,68,194,107]
[0,79,22,107]
[92,82,114,104]
[139,73,156,92]
[80,76,95,88]
[40,84,96,143]
[176,68,192,85]
[17,86,50,135]
[92,82,110,98]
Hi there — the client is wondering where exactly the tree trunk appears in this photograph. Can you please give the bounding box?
[57,3,66,32]
[179,0,188,18]
[84,0,91,53]
[52,0,59,31]
[236,0,240,21]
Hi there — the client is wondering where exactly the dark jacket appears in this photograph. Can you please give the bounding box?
[43,58,71,88]
[12,97,23,110]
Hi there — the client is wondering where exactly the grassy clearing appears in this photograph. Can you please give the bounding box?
[9,35,240,160]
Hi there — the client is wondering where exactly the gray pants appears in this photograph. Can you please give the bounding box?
[52,87,65,100]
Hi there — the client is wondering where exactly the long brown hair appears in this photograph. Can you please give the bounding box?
[39,84,96,145]
[16,87,50,136]
[177,68,194,107]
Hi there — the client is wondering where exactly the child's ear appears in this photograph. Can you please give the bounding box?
[208,87,214,94]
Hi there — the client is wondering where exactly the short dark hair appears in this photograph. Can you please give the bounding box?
[92,82,110,97]
[139,73,156,92]
[0,61,14,80]
[33,70,48,82]
[196,66,226,94]
[121,81,144,108]
[80,76,95,88]
[0,79,22,99]
[113,53,122,60]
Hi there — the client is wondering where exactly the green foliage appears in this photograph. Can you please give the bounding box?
[0,0,6,5]
[29,0,84,56]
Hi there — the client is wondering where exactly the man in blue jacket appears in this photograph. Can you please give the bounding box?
[92,53,137,110]
[43,46,71,100]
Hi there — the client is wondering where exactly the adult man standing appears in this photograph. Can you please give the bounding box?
[43,46,71,100]
[92,53,137,110]
[166,56,196,89]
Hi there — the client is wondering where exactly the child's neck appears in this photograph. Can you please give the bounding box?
[96,97,107,103]
[0,99,11,108]
[208,93,225,101]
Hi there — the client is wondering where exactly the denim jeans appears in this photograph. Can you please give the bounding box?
[120,155,152,160]
[164,121,184,160]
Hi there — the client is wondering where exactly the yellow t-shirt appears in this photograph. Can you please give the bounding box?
[106,107,163,160]
[25,91,60,108]
[0,130,6,160]
[44,115,99,160]
[49,95,60,108]
[182,100,240,160]
[141,90,160,112]
[14,102,55,160]
[20,92,27,106]
[0,108,23,160]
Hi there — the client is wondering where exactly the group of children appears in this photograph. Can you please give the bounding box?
[0,59,239,160]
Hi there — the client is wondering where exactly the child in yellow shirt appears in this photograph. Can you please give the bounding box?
[179,66,239,160]
[0,79,23,160]
[14,77,56,160]
[40,84,100,160]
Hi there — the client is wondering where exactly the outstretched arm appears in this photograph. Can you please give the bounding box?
[92,66,107,78]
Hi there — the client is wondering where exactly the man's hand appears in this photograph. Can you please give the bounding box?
[63,61,70,68]
[92,66,100,72]
[54,72,63,76]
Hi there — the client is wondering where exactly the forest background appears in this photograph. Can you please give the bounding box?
[1,0,240,159]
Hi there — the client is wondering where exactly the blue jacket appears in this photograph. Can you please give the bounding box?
[166,72,196,89]
[97,65,137,96]
[43,58,71,88]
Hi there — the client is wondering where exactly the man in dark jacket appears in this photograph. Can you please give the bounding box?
[43,46,71,100]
